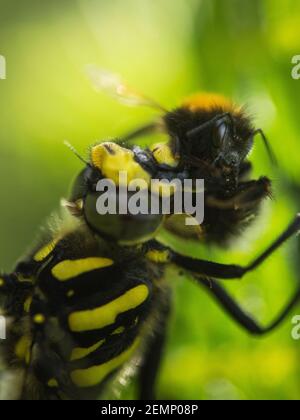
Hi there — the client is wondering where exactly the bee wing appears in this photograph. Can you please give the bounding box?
[86,66,166,112]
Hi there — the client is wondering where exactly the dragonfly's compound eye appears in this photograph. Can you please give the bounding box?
[83,191,164,244]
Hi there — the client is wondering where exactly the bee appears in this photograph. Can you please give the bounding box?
[0,69,300,400]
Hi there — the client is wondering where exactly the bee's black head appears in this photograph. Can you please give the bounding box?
[164,94,275,195]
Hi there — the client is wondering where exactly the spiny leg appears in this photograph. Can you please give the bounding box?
[205,177,271,211]
[138,291,171,400]
[171,214,300,280]
[197,277,300,335]
[186,112,235,139]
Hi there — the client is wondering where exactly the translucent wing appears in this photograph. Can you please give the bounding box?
[86,66,166,112]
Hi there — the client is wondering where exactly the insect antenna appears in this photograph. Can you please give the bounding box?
[64,141,91,167]
[252,129,278,166]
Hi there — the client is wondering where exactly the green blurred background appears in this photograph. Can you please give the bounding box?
[1,0,300,400]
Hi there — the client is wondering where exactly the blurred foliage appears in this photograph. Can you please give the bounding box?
[0,0,300,400]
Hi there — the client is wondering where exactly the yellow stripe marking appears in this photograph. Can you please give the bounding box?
[51,257,114,281]
[91,142,151,186]
[15,335,31,364]
[17,276,34,284]
[69,284,149,332]
[146,249,170,263]
[33,314,45,324]
[70,339,105,362]
[151,143,179,168]
[112,326,125,335]
[71,339,140,388]
[34,238,59,262]
[24,296,32,313]
[48,379,58,388]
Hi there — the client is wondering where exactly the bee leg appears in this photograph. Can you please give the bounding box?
[187,112,235,139]
[138,292,171,400]
[239,161,252,181]
[171,213,300,280]
[198,277,300,335]
[206,176,271,210]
